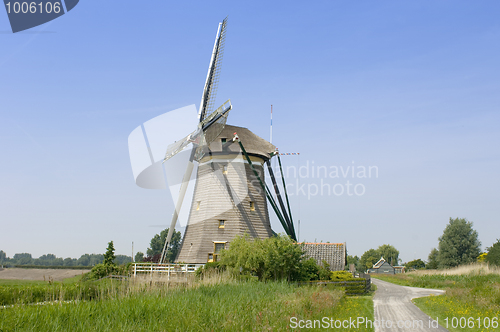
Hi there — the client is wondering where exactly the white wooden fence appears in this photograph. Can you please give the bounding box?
[132,263,204,277]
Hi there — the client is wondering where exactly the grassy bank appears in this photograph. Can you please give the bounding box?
[374,264,500,332]
[1,279,374,331]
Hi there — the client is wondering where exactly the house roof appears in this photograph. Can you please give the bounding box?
[372,257,386,268]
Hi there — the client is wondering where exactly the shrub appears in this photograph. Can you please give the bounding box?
[486,240,500,266]
[330,271,354,281]
[299,258,320,281]
[220,234,309,282]
[406,259,426,270]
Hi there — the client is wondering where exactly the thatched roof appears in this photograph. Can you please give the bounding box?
[206,124,276,160]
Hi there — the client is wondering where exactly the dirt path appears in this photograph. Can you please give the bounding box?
[0,268,90,281]
[372,278,448,332]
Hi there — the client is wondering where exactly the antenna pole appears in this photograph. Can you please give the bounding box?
[270,105,273,144]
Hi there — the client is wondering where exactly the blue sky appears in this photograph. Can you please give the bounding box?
[1,1,499,263]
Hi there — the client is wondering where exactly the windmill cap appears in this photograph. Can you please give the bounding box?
[204,124,276,160]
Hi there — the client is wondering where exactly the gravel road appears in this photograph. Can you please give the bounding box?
[372,278,448,332]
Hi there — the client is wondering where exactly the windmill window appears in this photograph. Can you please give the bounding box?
[196,201,201,210]
[222,165,228,174]
[221,138,227,144]
[214,242,226,254]
[250,201,255,211]
[218,220,225,228]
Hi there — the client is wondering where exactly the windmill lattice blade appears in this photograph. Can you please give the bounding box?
[195,100,232,161]
[163,129,199,163]
[198,17,228,122]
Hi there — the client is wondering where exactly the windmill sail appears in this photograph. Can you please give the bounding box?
[161,18,229,264]
[198,17,228,122]
[163,99,232,163]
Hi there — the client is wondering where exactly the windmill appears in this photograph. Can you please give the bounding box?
[158,17,297,264]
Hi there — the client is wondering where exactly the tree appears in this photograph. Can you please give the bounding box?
[485,240,500,266]
[346,255,360,271]
[134,252,144,262]
[103,241,116,266]
[427,248,439,269]
[114,255,132,265]
[377,244,399,266]
[437,218,481,268]
[13,253,33,265]
[89,254,104,266]
[220,234,307,282]
[63,258,76,266]
[359,249,380,271]
[405,259,425,270]
[0,250,7,263]
[87,242,119,280]
[146,228,182,262]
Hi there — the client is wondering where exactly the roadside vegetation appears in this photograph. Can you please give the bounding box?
[0,277,374,331]
[1,235,375,331]
[374,264,500,332]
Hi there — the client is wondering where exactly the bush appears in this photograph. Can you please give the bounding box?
[405,259,426,270]
[486,240,500,266]
[220,234,311,282]
[330,271,354,281]
[299,258,321,281]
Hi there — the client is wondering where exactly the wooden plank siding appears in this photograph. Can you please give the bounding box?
[175,125,275,264]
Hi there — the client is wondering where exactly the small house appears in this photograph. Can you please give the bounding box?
[368,257,395,274]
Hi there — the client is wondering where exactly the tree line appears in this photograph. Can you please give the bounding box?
[349,217,499,272]
[0,251,132,267]
[0,228,181,268]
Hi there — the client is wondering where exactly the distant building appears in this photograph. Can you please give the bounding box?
[394,266,405,274]
[368,257,395,274]
[299,242,346,271]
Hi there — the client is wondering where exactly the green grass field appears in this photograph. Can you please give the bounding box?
[0,279,48,286]
[1,278,374,331]
[374,266,500,332]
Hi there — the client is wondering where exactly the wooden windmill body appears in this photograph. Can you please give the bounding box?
[176,125,275,263]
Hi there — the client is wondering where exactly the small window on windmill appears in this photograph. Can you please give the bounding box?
[196,201,201,211]
[250,201,255,211]
[221,138,227,144]
[218,220,225,228]
[222,165,228,174]
[214,242,226,254]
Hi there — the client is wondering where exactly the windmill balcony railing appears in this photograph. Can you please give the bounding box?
[132,262,204,277]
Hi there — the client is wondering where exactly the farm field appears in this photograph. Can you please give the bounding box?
[0,275,375,331]
[373,264,500,332]
[0,268,90,282]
